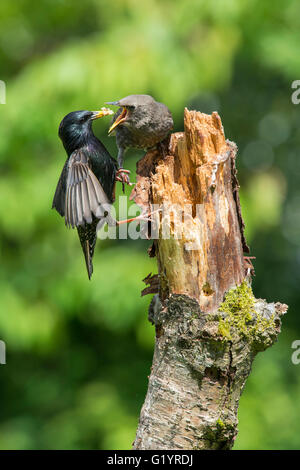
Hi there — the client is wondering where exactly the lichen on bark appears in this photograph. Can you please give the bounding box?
[134,291,286,450]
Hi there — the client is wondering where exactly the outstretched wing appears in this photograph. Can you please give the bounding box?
[65,149,110,228]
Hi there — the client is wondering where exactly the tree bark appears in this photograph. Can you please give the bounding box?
[131,109,288,450]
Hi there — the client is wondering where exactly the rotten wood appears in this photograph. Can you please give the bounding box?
[131,109,287,450]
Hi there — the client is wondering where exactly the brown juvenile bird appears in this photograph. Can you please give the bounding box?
[106,94,173,182]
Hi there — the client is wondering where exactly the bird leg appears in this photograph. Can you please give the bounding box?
[115,147,132,192]
[117,215,147,225]
[116,208,161,226]
[104,211,149,227]
[117,147,125,169]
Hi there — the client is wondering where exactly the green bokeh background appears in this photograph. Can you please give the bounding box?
[0,0,299,450]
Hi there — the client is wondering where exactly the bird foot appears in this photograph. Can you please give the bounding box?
[244,256,256,276]
[115,168,134,192]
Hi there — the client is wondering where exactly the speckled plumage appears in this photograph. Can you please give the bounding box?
[52,110,117,279]
[108,94,173,168]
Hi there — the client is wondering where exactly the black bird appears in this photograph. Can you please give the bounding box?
[106,94,173,178]
[52,108,118,279]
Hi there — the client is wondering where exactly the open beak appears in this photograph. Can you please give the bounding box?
[91,107,114,120]
[108,107,128,134]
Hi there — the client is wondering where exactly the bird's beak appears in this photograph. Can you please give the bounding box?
[91,107,114,120]
[108,107,128,134]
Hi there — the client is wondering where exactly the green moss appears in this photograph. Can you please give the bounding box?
[201,419,236,449]
[217,281,275,343]
[216,418,225,429]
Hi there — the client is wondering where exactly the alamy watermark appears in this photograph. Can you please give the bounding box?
[96,196,203,250]
[0,80,6,104]
[291,340,300,365]
[0,340,6,364]
[291,80,300,104]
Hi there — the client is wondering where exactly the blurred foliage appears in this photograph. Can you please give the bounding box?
[0,0,299,450]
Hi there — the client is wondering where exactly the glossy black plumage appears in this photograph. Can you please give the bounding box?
[52,110,117,279]
[107,94,174,168]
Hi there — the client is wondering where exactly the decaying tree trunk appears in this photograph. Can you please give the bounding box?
[131,109,288,450]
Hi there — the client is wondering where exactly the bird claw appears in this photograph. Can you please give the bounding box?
[115,168,134,192]
[243,256,256,276]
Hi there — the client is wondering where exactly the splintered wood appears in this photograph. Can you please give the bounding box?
[132,109,246,313]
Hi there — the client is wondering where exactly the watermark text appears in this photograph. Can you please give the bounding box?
[0,80,6,104]
[0,340,6,364]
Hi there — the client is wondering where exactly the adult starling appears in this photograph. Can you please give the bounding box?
[106,94,174,175]
[52,109,122,279]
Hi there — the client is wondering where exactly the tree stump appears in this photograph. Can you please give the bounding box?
[131,109,288,450]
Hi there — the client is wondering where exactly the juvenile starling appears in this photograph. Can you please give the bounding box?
[106,94,173,177]
[52,108,123,279]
